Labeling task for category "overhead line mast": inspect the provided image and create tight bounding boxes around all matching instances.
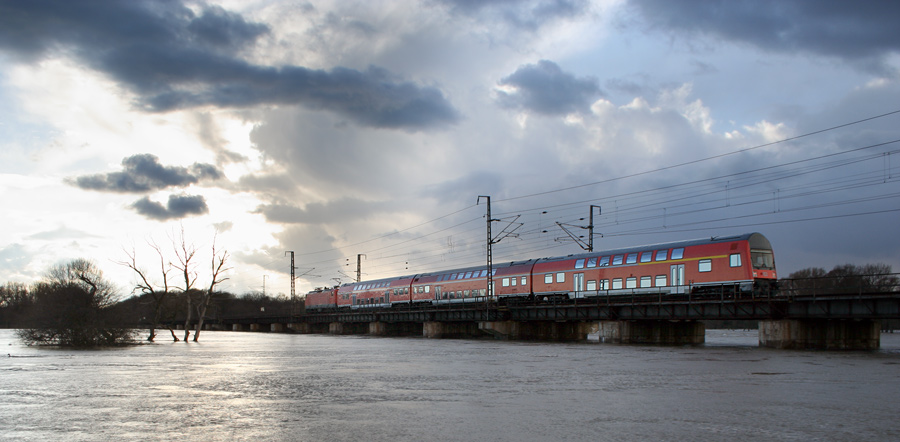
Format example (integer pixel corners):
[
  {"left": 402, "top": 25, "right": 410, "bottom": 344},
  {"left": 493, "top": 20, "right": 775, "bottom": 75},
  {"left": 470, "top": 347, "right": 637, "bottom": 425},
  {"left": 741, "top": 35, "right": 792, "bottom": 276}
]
[
  {"left": 477, "top": 196, "right": 495, "bottom": 299},
  {"left": 478, "top": 195, "right": 524, "bottom": 300}
]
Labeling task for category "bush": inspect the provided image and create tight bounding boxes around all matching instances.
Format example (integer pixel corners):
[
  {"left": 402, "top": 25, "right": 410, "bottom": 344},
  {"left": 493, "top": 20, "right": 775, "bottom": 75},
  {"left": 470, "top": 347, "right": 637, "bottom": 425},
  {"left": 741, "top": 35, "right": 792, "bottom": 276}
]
[{"left": 16, "top": 259, "right": 138, "bottom": 347}]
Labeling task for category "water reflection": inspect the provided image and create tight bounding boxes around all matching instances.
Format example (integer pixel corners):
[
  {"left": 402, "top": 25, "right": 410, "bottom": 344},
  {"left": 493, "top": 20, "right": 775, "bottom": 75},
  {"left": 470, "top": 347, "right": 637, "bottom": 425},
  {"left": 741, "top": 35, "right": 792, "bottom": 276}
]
[{"left": 2, "top": 330, "right": 900, "bottom": 441}]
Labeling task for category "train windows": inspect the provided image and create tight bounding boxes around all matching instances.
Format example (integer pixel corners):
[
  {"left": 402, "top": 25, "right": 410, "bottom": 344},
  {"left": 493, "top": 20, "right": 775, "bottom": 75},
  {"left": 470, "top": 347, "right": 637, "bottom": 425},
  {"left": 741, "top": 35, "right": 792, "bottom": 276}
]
[
  {"left": 586, "top": 280, "right": 597, "bottom": 290},
  {"left": 699, "top": 259, "right": 712, "bottom": 272},
  {"left": 626, "top": 277, "right": 637, "bottom": 289},
  {"left": 655, "top": 250, "right": 667, "bottom": 261},
  {"left": 626, "top": 253, "right": 638, "bottom": 264},
  {"left": 556, "top": 272, "right": 565, "bottom": 283},
  {"left": 511, "top": 277, "right": 517, "bottom": 286},
  {"left": 730, "top": 254, "right": 742, "bottom": 267},
  {"left": 575, "top": 259, "right": 585, "bottom": 269},
  {"left": 521, "top": 276, "right": 527, "bottom": 285},
  {"left": 544, "top": 273, "right": 553, "bottom": 284},
  {"left": 465, "top": 272, "right": 472, "bottom": 279},
  {"left": 612, "top": 278, "right": 623, "bottom": 289},
  {"left": 751, "top": 250, "right": 775, "bottom": 270},
  {"left": 457, "top": 273, "right": 465, "bottom": 280},
  {"left": 641, "top": 276, "right": 652, "bottom": 288},
  {"left": 612, "top": 255, "right": 623, "bottom": 265},
  {"left": 481, "top": 270, "right": 488, "bottom": 277},
  {"left": 425, "top": 286, "right": 430, "bottom": 293},
  {"left": 671, "top": 248, "right": 684, "bottom": 260},
  {"left": 640, "top": 252, "right": 653, "bottom": 263},
  {"left": 599, "top": 256, "right": 610, "bottom": 266},
  {"left": 599, "top": 279, "right": 609, "bottom": 290},
  {"left": 587, "top": 257, "right": 597, "bottom": 268},
  {"left": 449, "top": 274, "right": 457, "bottom": 280},
  {"left": 655, "top": 275, "right": 667, "bottom": 287},
  {"left": 502, "top": 278, "right": 510, "bottom": 287}
]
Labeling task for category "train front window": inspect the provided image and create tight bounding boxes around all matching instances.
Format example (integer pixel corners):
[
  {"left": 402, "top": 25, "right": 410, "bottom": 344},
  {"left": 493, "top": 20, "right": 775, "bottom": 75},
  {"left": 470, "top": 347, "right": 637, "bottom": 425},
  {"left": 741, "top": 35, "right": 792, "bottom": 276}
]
[{"left": 751, "top": 250, "right": 775, "bottom": 270}]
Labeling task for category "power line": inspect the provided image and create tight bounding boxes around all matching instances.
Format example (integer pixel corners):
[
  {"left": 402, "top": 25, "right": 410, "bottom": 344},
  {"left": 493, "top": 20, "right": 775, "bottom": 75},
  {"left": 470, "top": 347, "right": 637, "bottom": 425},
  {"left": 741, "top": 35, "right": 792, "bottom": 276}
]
[{"left": 495, "top": 109, "right": 900, "bottom": 203}]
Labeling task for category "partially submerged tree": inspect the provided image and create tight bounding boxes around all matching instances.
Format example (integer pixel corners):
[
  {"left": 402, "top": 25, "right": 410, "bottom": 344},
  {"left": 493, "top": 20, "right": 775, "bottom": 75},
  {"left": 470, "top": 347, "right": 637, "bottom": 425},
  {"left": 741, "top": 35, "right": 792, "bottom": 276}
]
[
  {"left": 171, "top": 228, "right": 199, "bottom": 342},
  {"left": 120, "top": 227, "right": 229, "bottom": 342},
  {"left": 118, "top": 240, "right": 179, "bottom": 341},
  {"left": 17, "top": 259, "right": 136, "bottom": 347},
  {"left": 193, "top": 235, "right": 230, "bottom": 342}
]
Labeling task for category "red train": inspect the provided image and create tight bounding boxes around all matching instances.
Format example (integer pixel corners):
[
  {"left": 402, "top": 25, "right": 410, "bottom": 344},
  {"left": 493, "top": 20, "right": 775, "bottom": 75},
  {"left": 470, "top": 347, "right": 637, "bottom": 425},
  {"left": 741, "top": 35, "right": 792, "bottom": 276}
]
[{"left": 304, "top": 232, "right": 777, "bottom": 311}]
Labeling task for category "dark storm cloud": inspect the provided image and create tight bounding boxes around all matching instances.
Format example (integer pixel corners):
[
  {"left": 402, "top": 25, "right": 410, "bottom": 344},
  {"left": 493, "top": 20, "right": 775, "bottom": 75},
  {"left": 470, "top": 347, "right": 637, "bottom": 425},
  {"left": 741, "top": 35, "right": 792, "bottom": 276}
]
[
  {"left": 0, "top": 0, "right": 458, "bottom": 130},
  {"left": 438, "top": 0, "right": 588, "bottom": 30},
  {"left": 630, "top": 0, "right": 900, "bottom": 72},
  {"left": 496, "top": 60, "right": 601, "bottom": 115},
  {"left": 70, "top": 154, "right": 223, "bottom": 193},
  {"left": 131, "top": 194, "right": 209, "bottom": 221}
]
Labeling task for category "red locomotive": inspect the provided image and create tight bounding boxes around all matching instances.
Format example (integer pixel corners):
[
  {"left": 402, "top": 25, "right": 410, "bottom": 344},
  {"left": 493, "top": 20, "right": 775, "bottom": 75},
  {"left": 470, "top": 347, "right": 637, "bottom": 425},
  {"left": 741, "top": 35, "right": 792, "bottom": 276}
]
[{"left": 305, "top": 232, "right": 777, "bottom": 311}]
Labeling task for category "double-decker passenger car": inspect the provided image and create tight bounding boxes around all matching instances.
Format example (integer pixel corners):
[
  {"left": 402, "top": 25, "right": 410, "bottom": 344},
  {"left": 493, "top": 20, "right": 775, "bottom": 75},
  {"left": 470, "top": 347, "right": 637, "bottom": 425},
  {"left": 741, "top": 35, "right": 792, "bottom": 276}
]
[
  {"left": 305, "top": 232, "right": 777, "bottom": 311},
  {"left": 532, "top": 232, "right": 776, "bottom": 299}
]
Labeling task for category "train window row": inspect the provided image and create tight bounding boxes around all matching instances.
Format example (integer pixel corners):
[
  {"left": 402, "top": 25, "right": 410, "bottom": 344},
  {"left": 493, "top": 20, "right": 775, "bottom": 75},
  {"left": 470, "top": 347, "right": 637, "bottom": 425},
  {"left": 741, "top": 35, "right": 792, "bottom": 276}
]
[
  {"left": 501, "top": 276, "right": 527, "bottom": 287},
  {"left": 436, "top": 269, "right": 495, "bottom": 282},
  {"left": 353, "top": 281, "right": 391, "bottom": 291},
  {"left": 584, "top": 275, "right": 669, "bottom": 290},
  {"left": 434, "top": 287, "right": 486, "bottom": 299},
  {"left": 574, "top": 248, "right": 685, "bottom": 269}
]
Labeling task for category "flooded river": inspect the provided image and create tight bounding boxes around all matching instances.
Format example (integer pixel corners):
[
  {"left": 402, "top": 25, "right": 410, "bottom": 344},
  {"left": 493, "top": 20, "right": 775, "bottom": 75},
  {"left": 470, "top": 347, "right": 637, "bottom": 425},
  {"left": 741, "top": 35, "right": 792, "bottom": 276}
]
[{"left": 2, "top": 329, "right": 900, "bottom": 441}]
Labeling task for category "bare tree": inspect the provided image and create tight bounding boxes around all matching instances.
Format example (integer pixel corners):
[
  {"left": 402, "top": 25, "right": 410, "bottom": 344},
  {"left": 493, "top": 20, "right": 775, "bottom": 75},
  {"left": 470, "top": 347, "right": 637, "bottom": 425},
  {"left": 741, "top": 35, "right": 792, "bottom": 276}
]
[
  {"left": 171, "top": 227, "right": 199, "bottom": 342},
  {"left": 193, "top": 234, "right": 230, "bottom": 342},
  {"left": 118, "top": 240, "right": 179, "bottom": 341}
]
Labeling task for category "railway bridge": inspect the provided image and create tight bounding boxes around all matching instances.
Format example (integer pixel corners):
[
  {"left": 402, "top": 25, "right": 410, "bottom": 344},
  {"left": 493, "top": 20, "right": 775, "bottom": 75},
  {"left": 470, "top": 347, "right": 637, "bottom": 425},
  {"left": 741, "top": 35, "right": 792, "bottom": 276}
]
[{"left": 199, "top": 289, "right": 900, "bottom": 350}]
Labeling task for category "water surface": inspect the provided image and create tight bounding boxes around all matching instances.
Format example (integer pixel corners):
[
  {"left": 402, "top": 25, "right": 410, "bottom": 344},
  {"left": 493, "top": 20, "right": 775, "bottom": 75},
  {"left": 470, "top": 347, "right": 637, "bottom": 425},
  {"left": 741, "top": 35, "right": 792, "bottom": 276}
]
[{"left": 3, "top": 329, "right": 899, "bottom": 441}]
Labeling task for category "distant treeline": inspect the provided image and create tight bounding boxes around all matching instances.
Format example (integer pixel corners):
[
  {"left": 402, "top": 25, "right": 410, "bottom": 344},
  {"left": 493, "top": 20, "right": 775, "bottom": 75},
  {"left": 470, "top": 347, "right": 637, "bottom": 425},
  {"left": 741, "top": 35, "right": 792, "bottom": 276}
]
[{"left": 1, "top": 282, "right": 300, "bottom": 330}]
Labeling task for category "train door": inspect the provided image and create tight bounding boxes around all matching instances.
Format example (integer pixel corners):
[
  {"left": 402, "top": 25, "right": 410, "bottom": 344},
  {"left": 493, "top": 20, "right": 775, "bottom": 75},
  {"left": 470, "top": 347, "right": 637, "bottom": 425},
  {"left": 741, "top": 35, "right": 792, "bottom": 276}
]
[
  {"left": 670, "top": 264, "right": 685, "bottom": 294},
  {"left": 574, "top": 273, "right": 584, "bottom": 296},
  {"left": 351, "top": 294, "right": 357, "bottom": 306}
]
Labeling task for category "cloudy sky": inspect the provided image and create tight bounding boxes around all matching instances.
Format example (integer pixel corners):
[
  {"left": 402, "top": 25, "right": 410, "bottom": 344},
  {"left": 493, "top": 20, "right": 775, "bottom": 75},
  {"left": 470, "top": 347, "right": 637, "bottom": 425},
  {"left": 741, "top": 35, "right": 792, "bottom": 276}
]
[{"left": 2, "top": 0, "right": 899, "bottom": 298}]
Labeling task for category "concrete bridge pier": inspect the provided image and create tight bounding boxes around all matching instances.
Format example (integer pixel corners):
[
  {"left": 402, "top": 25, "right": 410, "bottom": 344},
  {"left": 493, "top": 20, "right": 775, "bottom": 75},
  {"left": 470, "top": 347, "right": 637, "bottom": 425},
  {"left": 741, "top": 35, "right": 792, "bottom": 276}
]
[
  {"left": 423, "top": 321, "right": 483, "bottom": 338},
  {"left": 598, "top": 320, "right": 705, "bottom": 345},
  {"left": 369, "top": 322, "right": 423, "bottom": 336},
  {"left": 479, "top": 321, "right": 595, "bottom": 341},
  {"left": 330, "top": 322, "right": 368, "bottom": 335},
  {"left": 759, "top": 319, "right": 880, "bottom": 350},
  {"left": 288, "top": 323, "right": 310, "bottom": 333}
]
